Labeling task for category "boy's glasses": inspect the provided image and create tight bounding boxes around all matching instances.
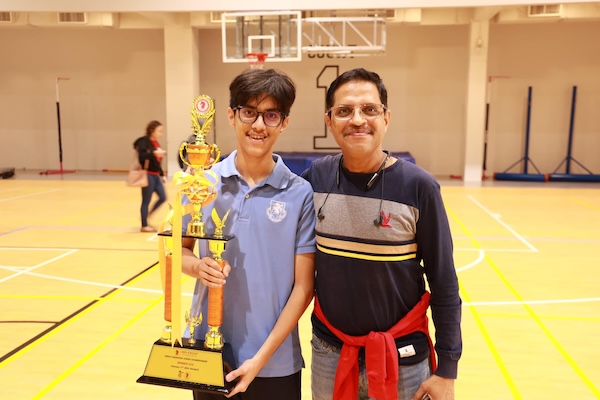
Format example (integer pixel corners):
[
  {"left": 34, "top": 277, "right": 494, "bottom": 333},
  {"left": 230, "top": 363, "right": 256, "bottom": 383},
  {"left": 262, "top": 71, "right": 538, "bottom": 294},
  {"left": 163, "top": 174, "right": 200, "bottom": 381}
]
[{"left": 235, "top": 106, "right": 286, "bottom": 127}]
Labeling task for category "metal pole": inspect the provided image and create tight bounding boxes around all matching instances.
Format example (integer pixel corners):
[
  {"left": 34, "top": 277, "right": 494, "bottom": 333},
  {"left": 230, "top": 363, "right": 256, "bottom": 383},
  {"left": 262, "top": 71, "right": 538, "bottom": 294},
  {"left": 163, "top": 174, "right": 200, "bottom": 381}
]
[
  {"left": 56, "top": 78, "right": 64, "bottom": 173},
  {"left": 565, "top": 85, "right": 577, "bottom": 174},
  {"left": 523, "top": 86, "right": 532, "bottom": 174},
  {"left": 41, "top": 77, "right": 74, "bottom": 175}
]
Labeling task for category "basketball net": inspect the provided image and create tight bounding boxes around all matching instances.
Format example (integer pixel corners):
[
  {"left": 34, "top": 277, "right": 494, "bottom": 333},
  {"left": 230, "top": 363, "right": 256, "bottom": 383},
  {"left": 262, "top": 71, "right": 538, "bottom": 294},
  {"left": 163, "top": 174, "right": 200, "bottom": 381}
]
[{"left": 247, "top": 52, "right": 268, "bottom": 69}]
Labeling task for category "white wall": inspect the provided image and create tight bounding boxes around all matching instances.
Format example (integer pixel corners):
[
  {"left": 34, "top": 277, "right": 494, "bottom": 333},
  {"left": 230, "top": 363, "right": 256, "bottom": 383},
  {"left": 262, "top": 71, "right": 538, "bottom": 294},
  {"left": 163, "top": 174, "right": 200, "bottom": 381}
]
[
  {"left": 0, "top": 28, "right": 166, "bottom": 171},
  {"left": 487, "top": 21, "right": 600, "bottom": 175},
  {"left": 1, "top": 21, "right": 599, "bottom": 176}
]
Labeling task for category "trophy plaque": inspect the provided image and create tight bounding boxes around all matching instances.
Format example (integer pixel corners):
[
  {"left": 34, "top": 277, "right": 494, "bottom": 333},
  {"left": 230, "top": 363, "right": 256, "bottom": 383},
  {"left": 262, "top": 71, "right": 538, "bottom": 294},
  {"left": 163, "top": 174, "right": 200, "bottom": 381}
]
[{"left": 138, "top": 95, "right": 237, "bottom": 394}]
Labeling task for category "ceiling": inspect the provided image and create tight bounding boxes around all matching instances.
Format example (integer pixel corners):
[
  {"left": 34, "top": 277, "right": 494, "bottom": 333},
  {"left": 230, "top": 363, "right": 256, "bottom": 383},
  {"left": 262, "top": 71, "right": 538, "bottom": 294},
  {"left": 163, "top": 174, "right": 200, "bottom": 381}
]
[{"left": 1, "top": 3, "right": 600, "bottom": 30}]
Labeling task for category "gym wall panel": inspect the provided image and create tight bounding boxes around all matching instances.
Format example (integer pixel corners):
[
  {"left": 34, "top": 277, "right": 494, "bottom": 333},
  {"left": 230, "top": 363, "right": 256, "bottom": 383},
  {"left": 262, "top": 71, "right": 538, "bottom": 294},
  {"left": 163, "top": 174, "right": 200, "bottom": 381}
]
[
  {"left": 1, "top": 20, "right": 599, "bottom": 177},
  {"left": 487, "top": 21, "right": 600, "bottom": 176},
  {"left": 0, "top": 28, "right": 166, "bottom": 171}
]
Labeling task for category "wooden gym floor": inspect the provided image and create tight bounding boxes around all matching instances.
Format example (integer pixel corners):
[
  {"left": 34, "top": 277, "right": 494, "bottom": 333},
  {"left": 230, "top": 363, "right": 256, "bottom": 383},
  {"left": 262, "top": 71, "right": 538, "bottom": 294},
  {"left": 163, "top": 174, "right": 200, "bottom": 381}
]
[{"left": 0, "top": 171, "right": 599, "bottom": 399}]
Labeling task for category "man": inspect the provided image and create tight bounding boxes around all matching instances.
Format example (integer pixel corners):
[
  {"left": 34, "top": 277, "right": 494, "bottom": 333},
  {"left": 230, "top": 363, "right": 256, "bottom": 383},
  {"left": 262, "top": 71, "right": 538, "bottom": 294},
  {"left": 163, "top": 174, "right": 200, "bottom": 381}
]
[
  {"left": 181, "top": 68, "right": 316, "bottom": 399},
  {"left": 302, "top": 68, "right": 462, "bottom": 400}
]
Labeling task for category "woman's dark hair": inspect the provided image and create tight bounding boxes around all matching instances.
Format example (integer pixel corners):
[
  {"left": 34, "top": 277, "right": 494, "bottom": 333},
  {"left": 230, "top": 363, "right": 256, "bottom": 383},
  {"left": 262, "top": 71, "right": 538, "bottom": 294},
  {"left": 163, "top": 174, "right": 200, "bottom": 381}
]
[
  {"left": 229, "top": 69, "right": 296, "bottom": 116},
  {"left": 325, "top": 68, "right": 388, "bottom": 110},
  {"left": 145, "top": 120, "right": 162, "bottom": 137}
]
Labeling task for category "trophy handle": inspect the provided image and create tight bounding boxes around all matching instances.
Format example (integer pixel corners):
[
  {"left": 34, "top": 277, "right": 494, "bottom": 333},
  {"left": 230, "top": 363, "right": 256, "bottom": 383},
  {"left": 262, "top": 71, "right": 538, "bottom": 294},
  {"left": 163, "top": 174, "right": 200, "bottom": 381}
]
[
  {"left": 164, "top": 255, "right": 172, "bottom": 323},
  {"left": 160, "top": 254, "right": 173, "bottom": 344},
  {"left": 205, "top": 257, "right": 225, "bottom": 350},
  {"left": 207, "top": 259, "right": 225, "bottom": 327},
  {"left": 209, "top": 145, "right": 221, "bottom": 168},
  {"left": 179, "top": 142, "right": 192, "bottom": 168}
]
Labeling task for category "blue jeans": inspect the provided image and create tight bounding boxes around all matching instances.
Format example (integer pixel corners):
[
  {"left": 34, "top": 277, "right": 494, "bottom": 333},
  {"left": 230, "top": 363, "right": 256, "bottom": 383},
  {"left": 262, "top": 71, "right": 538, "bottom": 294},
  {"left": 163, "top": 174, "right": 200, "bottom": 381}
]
[
  {"left": 140, "top": 174, "right": 166, "bottom": 227},
  {"left": 311, "top": 334, "right": 431, "bottom": 400}
]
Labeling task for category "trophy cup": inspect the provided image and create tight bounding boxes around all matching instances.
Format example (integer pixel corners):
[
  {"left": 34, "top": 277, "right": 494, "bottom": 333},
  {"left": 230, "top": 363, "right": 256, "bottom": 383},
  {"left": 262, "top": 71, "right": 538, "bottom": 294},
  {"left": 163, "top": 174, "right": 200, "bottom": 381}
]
[{"left": 138, "top": 95, "right": 236, "bottom": 394}]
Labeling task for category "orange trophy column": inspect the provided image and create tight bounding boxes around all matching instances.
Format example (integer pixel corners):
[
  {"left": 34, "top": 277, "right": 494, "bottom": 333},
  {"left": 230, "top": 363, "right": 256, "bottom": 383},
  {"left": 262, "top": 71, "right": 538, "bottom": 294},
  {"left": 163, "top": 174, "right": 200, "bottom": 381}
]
[{"left": 204, "top": 209, "right": 230, "bottom": 351}]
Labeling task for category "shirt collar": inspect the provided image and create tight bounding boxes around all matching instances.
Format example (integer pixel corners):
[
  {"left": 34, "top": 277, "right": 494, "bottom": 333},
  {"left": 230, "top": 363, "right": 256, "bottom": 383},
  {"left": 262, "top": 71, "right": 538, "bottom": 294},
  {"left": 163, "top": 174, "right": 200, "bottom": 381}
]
[{"left": 219, "top": 150, "right": 292, "bottom": 190}]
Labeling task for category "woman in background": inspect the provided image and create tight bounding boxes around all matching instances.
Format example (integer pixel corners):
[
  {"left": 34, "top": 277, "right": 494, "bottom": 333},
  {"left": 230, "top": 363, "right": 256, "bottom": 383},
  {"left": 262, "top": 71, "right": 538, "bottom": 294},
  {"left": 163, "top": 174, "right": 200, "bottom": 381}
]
[{"left": 133, "top": 120, "right": 167, "bottom": 232}]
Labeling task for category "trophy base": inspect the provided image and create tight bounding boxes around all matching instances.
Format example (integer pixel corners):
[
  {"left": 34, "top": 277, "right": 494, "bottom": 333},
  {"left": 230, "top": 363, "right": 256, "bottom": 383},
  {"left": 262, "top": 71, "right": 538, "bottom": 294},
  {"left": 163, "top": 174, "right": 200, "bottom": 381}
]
[{"left": 137, "top": 338, "right": 236, "bottom": 394}]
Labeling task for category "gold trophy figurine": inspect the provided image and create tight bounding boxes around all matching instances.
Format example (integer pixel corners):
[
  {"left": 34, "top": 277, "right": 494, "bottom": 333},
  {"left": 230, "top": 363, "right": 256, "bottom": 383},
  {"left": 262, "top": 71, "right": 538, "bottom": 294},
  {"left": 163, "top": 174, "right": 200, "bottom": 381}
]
[
  {"left": 178, "top": 95, "right": 221, "bottom": 237},
  {"left": 185, "top": 310, "right": 202, "bottom": 347},
  {"left": 180, "top": 95, "right": 220, "bottom": 169},
  {"left": 179, "top": 174, "right": 218, "bottom": 237}
]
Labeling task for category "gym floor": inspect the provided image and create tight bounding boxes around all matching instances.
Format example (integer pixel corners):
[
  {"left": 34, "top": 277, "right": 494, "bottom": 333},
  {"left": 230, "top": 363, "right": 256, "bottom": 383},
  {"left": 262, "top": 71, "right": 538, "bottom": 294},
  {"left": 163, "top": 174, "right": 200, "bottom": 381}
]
[{"left": 1, "top": 170, "right": 599, "bottom": 399}]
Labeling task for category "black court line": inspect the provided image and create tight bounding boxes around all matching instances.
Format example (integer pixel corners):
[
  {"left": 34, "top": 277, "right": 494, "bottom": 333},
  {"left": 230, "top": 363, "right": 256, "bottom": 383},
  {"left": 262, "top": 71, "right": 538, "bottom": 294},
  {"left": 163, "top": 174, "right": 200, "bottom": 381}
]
[{"left": 0, "top": 262, "right": 158, "bottom": 364}]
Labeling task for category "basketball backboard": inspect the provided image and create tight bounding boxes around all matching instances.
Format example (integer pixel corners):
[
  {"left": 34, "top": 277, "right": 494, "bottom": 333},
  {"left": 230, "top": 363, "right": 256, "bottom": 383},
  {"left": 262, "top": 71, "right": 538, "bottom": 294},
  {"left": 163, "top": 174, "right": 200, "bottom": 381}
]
[{"left": 221, "top": 10, "right": 302, "bottom": 63}]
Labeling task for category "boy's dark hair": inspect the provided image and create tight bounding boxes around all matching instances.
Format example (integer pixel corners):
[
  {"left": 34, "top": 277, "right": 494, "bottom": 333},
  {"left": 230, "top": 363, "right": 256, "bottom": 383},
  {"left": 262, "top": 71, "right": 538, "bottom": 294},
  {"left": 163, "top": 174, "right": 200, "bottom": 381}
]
[
  {"left": 229, "top": 69, "right": 296, "bottom": 116},
  {"left": 325, "top": 68, "right": 388, "bottom": 110}
]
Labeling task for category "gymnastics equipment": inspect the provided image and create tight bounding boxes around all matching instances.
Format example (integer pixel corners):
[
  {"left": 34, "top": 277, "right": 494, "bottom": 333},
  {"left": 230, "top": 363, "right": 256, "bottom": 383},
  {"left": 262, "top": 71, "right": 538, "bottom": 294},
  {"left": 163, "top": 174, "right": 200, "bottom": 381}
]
[
  {"left": 40, "top": 77, "right": 76, "bottom": 175},
  {"left": 548, "top": 86, "right": 600, "bottom": 182},
  {"left": 494, "top": 86, "right": 548, "bottom": 182}
]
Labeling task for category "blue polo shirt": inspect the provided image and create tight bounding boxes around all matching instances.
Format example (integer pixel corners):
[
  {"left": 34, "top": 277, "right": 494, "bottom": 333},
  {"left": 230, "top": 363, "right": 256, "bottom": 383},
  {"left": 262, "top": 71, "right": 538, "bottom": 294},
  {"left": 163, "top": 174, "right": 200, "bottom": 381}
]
[{"left": 183, "top": 151, "right": 316, "bottom": 377}]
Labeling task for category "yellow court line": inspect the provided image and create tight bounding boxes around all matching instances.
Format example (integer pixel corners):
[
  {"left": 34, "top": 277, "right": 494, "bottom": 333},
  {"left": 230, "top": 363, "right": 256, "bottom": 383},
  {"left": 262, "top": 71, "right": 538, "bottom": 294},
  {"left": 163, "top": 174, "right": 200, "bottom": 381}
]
[
  {"left": 475, "top": 313, "right": 539, "bottom": 319},
  {"left": 0, "top": 265, "right": 160, "bottom": 368},
  {"left": 33, "top": 293, "right": 164, "bottom": 398},
  {"left": 537, "top": 315, "right": 600, "bottom": 323},
  {"left": 32, "top": 271, "right": 195, "bottom": 398},
  {"left": 478, "top": 312, "right": 600, "bottom": 323},
  {"left": 448, "top": 207, "right": 600, "bottom": 399},
  {"left": 484, "top": 254, "right": 600, "bottom": 398},
  {"left": 0, "top": 294, "right": 156, "bottom": 303},
  {"left": 447, "top": 208, "right": 522, "bottom": 399},
  {"left": 571, "top": 198, "right": 600, "bottom": 212},
  {"left": 458, "top": 283, "right": 522, "bottom": 399}
]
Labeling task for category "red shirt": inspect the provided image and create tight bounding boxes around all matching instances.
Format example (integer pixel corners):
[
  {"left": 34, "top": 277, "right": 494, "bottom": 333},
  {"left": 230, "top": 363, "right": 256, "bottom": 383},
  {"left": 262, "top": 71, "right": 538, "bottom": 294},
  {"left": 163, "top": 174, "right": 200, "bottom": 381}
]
[{"left": 150, "top": 139, "right": 163, "bottom": 162}]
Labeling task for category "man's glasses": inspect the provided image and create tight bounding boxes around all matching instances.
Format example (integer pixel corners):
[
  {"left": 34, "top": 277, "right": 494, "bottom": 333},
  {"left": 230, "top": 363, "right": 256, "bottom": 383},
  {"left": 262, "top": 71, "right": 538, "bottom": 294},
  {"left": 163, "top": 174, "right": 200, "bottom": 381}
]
[
  {"left": 327, "top": 103, "right": 386, "bottom": 121},
  {"left": 235, "top": 106, "right": 286, "bottom": 127}
]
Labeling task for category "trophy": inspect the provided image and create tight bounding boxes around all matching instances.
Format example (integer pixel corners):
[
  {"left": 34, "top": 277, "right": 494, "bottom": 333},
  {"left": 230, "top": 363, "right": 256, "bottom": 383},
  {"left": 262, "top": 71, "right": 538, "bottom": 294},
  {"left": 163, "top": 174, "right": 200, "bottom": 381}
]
[
  {"left": 138, "top": 95, "right": 236, "bottom": 394},
  {"left": 178, "top": 95, "right": 220, "bottom": 237}
]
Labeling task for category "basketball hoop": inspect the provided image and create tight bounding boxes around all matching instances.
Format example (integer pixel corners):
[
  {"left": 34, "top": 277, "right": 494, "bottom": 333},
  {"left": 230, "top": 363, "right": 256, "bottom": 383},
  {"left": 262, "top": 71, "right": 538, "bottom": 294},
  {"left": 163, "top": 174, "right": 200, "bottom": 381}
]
[{"left": 247, "top": 52, "right": 268, "bottom": 69}]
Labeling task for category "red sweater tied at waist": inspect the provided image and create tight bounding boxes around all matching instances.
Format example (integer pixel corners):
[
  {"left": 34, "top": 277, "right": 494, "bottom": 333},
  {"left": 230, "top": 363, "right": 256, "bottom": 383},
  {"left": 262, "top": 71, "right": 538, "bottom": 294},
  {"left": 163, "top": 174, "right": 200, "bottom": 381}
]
[{"left": 313, "top": 291, "right": 436, "bottom": 400}]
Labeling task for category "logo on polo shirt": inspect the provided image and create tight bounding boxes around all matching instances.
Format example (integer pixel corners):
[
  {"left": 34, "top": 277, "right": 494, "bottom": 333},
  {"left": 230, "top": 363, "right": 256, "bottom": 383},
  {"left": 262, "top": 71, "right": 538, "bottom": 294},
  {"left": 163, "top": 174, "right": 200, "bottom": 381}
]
[{"left": 266, "top": 200, "right": 287, "bottom": 222}]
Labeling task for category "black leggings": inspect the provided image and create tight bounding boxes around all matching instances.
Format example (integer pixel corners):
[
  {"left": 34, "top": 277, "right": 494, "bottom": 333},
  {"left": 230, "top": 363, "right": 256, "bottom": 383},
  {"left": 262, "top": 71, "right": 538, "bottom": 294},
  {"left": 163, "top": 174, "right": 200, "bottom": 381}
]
[{"left": 192, "top": 370, "right": 301, "bottom": 400}]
